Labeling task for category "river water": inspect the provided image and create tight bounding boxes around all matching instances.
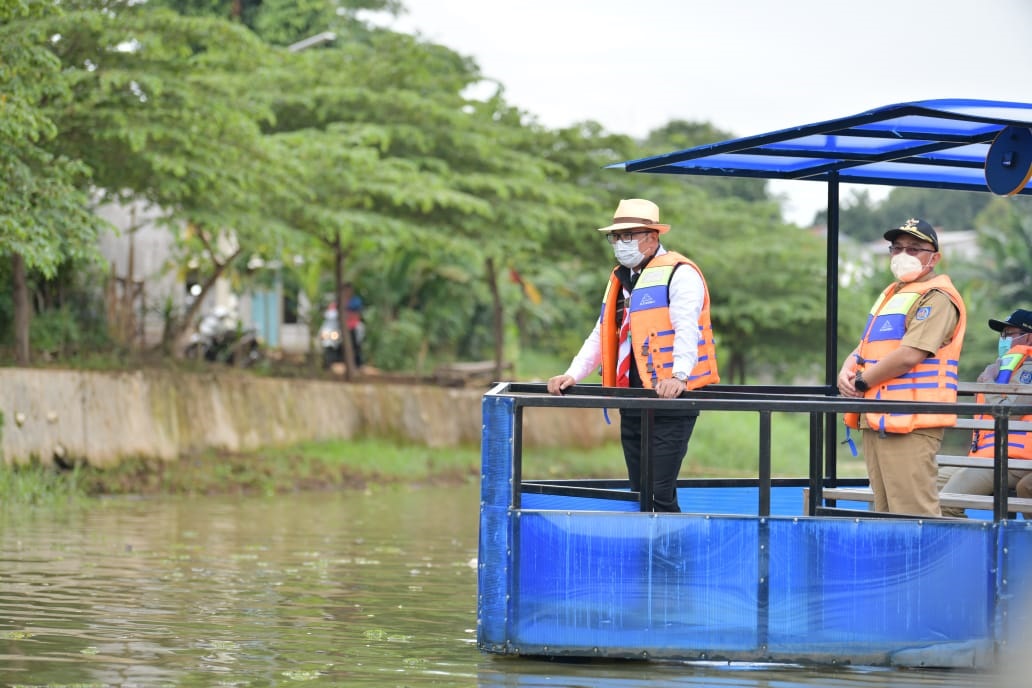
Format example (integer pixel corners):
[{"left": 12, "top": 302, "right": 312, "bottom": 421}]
[{"left": 0, "top": 482, "right": 1016, "bottom": 687}]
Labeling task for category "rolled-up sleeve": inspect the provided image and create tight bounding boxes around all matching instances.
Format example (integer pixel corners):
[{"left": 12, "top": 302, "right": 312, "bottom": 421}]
[{"left": 563, "top": 319, "right": 603, "bottom": 382}]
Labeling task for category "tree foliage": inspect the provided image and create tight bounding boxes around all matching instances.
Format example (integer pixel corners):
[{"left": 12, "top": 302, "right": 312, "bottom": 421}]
[
  {"left": 0, "top": 0, "right": 108, "bottom": 274},
  {"left": 821, "top": 186, "right": 995, "bottom": 241},
  {"left": 0, "top": 0, "right": 112, "bottom": 361},
  {"left": 248, "top": 24, "right": 599, "bottom": 375},
  {"left": 11, "top": 0, "right": 1011, "bottom": 390},
  {"left": 34, "top": 2, "right": 319, "bottom": 349}
]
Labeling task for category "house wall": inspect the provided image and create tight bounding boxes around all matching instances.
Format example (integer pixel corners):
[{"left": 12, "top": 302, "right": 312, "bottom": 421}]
[
  {"left": 95, "top": 201, "right": 314, "bottom": 355},
  {"left": 96, "top": 201, "right": 190, "bottom": 347}
]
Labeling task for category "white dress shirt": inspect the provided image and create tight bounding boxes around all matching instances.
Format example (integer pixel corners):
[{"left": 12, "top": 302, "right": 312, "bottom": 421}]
[{"left": 563, "top": 246, "right": 706, "bottom": 383}]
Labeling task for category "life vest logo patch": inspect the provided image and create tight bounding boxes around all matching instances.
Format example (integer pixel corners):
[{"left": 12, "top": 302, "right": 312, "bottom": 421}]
[
  {"left": 1020, "top": 370, "right": 1032, "bottom": 385},
  {"left": 879, "top": 321, "right": 894, "bottom": 332},
  {"left": 914, "top": 306, "right": 931, "bottom": 321},
  {"left": 638, "top": 293, "right": 656, "bottom": 306}
]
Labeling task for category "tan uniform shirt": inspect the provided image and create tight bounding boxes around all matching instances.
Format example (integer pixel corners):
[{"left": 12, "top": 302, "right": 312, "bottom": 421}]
[
  {"left": 899, "top": 288, "right": 960, "bottom": 355},
  {"left": 858, "top": 286, "right": 960, "bottom": 430}
]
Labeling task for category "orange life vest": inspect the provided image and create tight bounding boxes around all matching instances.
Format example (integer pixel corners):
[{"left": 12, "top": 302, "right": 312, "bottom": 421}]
[
  {"left": 969, "top": 345, "right": 1032, "bottom": 460},
  {"left": 844, "top": 275, "right": 966, "bottom": 433},
  {"left": 599, "top": 253, "right": 719, "bottom": 390}
]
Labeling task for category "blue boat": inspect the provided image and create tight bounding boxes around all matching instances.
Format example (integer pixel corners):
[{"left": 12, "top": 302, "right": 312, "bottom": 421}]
[{"left": 477, "top": 100, "right": 1032, "bottom": 669}]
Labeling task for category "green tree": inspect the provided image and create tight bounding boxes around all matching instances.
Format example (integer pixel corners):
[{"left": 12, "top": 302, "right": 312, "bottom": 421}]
[
  {"left": 823, "top": 186, "right": 994, "bottom": 242},
  {"left": 249, "top": 26, "right": 484, "bottom": 375},
  {"left": 0, "top": 0, "right": 110, "bottom": 364},
  {"left": 675, "top": 194, "right": 835, "bottom": 383},
  {"left": 252, "top": 21, "right": 597, "bottom": 378},
  {"left": 35, "top": 2, "right": 310, "bottom": 352},
  {"left": 501, "top": 121, "right": 637, "bottom": 359},
  {"left": 148, "top": 0, "right": 401, "bottom": 45},
  {"left": 972, "top": 196, "right": 1032, "bottom": 307}
]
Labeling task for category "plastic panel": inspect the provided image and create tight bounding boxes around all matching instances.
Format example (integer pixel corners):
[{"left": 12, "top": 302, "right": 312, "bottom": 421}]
[
  {"left": 495, "top": 502, "right": 997, "bottom": 665},
  {"left": 512, "top": 511, "right": 759, "bottom": 656},
  {"left": 478, "top": 395, "right": 514, "bottom": 648},
  {"left": 521, "top": 492, "right": 637, "bottom": 512},
  {"left": 998, "top": 522, "right": 1032, "bottom": 659},
  {"left": 766, "top": 517, "right": 993, "bottom": 664}
]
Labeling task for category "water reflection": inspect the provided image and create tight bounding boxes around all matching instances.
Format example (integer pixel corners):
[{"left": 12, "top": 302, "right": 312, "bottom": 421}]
[{"left": 0, "top": 483, "right": 1003, "bottom": 687}]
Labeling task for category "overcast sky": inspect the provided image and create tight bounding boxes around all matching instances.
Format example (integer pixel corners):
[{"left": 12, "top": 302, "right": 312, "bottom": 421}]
[{"left": 379, "top": 0, "right": 1032, "bottom": 225}]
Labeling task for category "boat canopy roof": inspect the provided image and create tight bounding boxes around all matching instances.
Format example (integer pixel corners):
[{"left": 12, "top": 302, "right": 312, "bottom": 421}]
[
  {"left": 611, "top": 97, "right": 1032, "bottom": 393},
  {"left": 612, "top": 98, "right": 1032, "bottom": 195}
]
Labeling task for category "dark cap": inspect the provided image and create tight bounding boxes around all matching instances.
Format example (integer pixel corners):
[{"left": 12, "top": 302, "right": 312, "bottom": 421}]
[
  {"left": 883, "top": 218, "right": 939, "bottom": 251},
  {"left": 988, "top": 308, "right": 1032, "bottom": 334}
]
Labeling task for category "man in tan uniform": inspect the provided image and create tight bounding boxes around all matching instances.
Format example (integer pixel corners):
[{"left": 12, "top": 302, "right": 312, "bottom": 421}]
[{"left": 838, "top": 219, "right": 967, "bottom": 516}]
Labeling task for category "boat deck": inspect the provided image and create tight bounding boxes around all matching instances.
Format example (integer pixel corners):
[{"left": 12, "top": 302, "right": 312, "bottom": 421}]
[{"left": 478, "top": 383, "right": 1032, "bottom": 669}]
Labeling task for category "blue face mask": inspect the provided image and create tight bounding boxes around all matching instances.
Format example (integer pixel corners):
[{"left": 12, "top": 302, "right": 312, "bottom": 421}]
[{"left": 998, "top": 336, "right": 1013, "bottom": 359}]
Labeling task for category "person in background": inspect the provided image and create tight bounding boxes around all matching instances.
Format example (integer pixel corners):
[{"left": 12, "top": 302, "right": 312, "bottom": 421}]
[
  {"left": 1018, "top": 472, "right": 1032, "bottom": 499},
  {"left": 838, "top": 218, "right": 967, "bottom": 517},
  {"left": 344, "top": 288, "right": 365, "bottom": 370},
  {"left": 546, "top": 198, "right": 719, "bottom": 512},
  {"left": 940, "top": 309, "right": 1032, "bottom": 517}
]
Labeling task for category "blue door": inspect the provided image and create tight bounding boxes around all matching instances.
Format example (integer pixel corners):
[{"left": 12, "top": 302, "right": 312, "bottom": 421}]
[{"left": 251, "top": 289, "right": 280, "bottom": 347}]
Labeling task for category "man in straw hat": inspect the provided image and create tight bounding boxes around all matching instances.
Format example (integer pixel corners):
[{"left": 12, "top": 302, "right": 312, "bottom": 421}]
[
  {"left": 547, "top": 198, "right": 719, "bottom": 512},
  {"left": 838, "top": 217, "right": 967, "bottom": 516}
]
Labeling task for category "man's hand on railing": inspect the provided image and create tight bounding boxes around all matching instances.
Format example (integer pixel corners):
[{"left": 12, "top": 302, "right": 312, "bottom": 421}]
[{"left": 547, "top": 375, "right": 575, "bottom": 395}]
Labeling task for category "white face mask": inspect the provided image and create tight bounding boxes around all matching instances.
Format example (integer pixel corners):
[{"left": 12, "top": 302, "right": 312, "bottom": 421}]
[
  {"left": 890, "top": 252, "right": 929, "bottom": 282},
  {"left": 613, "top": 240, "right": 645, "bottom": 268}
]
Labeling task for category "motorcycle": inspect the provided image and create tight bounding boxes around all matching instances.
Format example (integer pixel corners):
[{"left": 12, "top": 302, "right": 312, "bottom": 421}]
[
  {"left": 184, "top": 308, "right": 263, "bottom": 367},
  {"left": 318, "top": 305, "right": 344, "bottom": 368}
]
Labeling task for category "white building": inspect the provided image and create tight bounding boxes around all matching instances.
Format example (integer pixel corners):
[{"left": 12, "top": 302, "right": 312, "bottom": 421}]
[{"left": 95, "top": 200, "right": 313, "bottom": 355}]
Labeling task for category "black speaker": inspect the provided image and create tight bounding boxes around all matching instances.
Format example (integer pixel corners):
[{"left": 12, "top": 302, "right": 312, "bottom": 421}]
[{"left": 985, "top": 125, "right": 1032, "bottom": 196}]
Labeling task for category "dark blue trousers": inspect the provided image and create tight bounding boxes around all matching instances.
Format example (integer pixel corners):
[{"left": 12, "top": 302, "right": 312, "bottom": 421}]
[{"left": 619, "top": 410, "right": 699, "bottom": 512}]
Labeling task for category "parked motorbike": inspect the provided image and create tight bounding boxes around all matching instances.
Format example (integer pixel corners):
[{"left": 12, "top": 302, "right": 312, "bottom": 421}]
[
  {"left": 318, "top": 305, "right": 344, "bottom": 368},
  {"left": 184, "top": 308, "right": 263, "bottom": 367}
]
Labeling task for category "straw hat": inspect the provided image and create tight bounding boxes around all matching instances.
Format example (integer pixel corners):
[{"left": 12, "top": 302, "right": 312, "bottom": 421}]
[{"left": 596, "top": 198, "right": 670, "bottom": 234}]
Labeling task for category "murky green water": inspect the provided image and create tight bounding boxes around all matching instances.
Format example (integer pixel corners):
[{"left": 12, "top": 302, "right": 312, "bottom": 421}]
[{"left": 0, "top": 482, "right": 1012, "bottom": 687}]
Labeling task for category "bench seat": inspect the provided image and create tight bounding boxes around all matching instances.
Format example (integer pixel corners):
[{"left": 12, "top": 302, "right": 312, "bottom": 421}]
[
  {"left": 936, "top": 454, "right": 1032, "bottom": 470},
  {"left": 811, "top": 487, "right": 1032, "bottom": 515},
  {"left": 952, "top": 418, "right": 1032, "bottom": 431}
]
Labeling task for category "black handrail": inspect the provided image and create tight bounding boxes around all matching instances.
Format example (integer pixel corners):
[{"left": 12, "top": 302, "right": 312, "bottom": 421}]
[{"left": 489, "top": 382, "right": 1032, "bottom": 522}]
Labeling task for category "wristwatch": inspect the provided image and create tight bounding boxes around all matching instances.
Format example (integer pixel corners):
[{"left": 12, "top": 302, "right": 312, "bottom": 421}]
[
  {"left": 854, "top": 372, "right": 869, "bottom": 393},
  {"left": 674, "top": 371, "right": 689, "bottom": 387}
]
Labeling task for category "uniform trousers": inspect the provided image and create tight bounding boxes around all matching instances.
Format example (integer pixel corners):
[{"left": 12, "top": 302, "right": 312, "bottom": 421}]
[
  {"left": 940, "top": 466, "right": 1032, "bottom": 518},
  {"left": 862, "top": 427, "right": 943, "bottom": 516},
  {"left": 620, "top": 410, "right": 698, "bottom": 512}
]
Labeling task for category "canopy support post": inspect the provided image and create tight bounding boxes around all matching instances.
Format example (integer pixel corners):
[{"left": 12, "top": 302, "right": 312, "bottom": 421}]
[{"left": 824, "top": 173, "right": 841, "bottom": 484}]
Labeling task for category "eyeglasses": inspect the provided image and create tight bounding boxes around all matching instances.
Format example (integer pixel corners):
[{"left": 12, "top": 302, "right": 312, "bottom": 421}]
[
  {"left": 888, "top": 245, "right": 936, "bottom": 256},
  {"left": 606, "top": 230, "right": 653, "bottom": 244}
]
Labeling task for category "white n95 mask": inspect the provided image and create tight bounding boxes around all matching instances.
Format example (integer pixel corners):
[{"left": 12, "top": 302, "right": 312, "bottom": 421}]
[{"left": 890, "top": 253, "right": 926, "bottom": 282}]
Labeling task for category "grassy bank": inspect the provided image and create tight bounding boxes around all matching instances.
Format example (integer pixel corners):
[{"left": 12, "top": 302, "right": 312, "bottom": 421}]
[
  {"left": 1, "top": 413, "right": 865, "bottom": 506},
  {"left": 1, "top": 439, "right": 481, "bottom": 505}
]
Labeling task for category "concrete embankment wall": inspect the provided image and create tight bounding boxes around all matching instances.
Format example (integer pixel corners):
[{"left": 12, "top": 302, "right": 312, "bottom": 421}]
[{"left": 0, "top": 368, "right": 617, "bottom": 467}]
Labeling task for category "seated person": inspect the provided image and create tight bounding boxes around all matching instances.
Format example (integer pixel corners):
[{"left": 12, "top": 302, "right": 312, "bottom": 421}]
[
  {"left": 1019, "top": 472, "right": 1032, "bottom": 499},
  {"left": 940, "top": 309, "right": 1032, "bottom": 516}
]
